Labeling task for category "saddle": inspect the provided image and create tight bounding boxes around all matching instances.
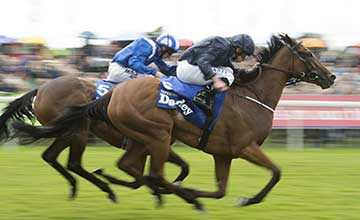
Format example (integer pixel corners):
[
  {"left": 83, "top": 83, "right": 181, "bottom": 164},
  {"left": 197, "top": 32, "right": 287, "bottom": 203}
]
[{"left": 157, "top": 76, "right": 226, "bottom": 149}]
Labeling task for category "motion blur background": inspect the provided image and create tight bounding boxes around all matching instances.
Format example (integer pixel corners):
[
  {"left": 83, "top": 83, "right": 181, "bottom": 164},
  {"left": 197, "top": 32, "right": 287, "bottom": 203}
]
[
  {"left": 1, "top": 1, "right": 360, "bottom": 219},
  {"left": 1, "top": 0, "right": 360, "bottom": 147}
]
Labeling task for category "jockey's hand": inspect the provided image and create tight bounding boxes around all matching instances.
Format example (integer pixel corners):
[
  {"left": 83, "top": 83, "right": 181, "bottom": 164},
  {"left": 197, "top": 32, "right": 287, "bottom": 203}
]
[
  {"left": 211, "top": 76, "right": 229, "bottom": 92},
  {"left": 155, "top": 71, "right": 164, "bottom": 78},
  {"left": 252, "top": 62, "right": 260, "bottom": 70}
]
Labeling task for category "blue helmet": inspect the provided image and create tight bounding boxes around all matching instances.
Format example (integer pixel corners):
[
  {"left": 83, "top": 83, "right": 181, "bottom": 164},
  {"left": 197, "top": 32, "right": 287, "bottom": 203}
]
[
  {"left": 229, "top": 34, "right": 255, "bottom": 56},
  {"left": 156, "top": 34, "right": 180, "bottom": 53}
]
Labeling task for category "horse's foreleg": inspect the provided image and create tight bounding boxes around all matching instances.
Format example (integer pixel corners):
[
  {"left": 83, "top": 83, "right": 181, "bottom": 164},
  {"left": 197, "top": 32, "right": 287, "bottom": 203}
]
[
  {"left": 42, "top": 138, "right": 77, "bottom": 198},
  {"left": 66, "top": 134, "right": 117, "bottom": 203},
  {"left": 237, "top": 143, "right": 281, "bottom": 206}
]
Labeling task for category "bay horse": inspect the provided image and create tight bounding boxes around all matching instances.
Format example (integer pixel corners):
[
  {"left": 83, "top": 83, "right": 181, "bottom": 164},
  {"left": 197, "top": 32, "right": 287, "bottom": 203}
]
[
  {"left": 12, "top": 34, "right": 336, "bottom": 211},
  {"left": 0, "top": 76, "right": 189, "bottom": 202}
]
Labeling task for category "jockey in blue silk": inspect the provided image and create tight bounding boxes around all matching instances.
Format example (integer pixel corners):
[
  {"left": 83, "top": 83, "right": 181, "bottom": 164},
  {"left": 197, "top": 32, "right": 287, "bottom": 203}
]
[{"left": 107, "top": 34, "right": 180, "bottom": 83}]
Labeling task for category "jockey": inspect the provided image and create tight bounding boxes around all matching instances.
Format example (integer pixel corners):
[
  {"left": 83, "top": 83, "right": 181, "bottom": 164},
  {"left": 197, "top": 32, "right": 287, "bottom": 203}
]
[
  {"left": 176, "top": 34, "right": 256, "bottom": 116},
  {"left": 107, "top": 34, "right": 180, "bottom": 83}
]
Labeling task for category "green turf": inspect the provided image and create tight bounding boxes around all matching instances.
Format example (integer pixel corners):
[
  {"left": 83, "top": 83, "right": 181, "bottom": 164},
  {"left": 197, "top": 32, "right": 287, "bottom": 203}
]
[{"left": 0, "top": 146, "right": 359, "bottom": 220}]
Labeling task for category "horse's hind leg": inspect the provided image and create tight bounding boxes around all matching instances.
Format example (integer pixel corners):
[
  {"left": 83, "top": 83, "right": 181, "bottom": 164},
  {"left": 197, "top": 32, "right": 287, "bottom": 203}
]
[
  {"left": 155, "top": 150, "right": 190, "bottom": 195},
  {"left": 237, "top": 143, "right": 281, "bottom": 206},
  {"left": 143, "top": 138, "right": 207, "bottom": 211},
  {"left": 95, "top": 145, "right": 189, "bottom": 189},
  {"left": 167, "top": 150, "right": 189, "bottom": 184},
  {"left": 42, "top": 138, "right": 77, "bottom": 198},
  {"left": 155, "top": 154, "right": 233, "bottom": 209},
  {"left": 66, "top": 134, "right": 117, "bottom": 203},
  {"left": 94, "top": 142, "right": 147, "bottom": 189}
]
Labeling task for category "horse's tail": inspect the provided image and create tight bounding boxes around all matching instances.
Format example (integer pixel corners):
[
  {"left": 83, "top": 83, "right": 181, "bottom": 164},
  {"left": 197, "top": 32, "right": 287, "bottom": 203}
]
[
  {"left": 12, "top": 90, "right": 113, "bottom": 145},
  {"left": 0, "top": 89, "right": 38, "bottom": 143}
]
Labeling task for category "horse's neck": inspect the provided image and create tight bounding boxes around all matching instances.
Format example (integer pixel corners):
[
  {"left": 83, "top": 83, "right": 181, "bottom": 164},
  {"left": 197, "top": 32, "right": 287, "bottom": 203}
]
[{"left": 252, "top": 54, "right": 290, "bottom": 109}]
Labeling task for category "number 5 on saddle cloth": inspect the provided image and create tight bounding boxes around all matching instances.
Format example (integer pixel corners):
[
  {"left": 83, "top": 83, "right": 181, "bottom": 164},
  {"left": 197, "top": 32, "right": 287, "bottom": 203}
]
[{"left": 95, "top": 80, "right": 117, "bottom": 99}]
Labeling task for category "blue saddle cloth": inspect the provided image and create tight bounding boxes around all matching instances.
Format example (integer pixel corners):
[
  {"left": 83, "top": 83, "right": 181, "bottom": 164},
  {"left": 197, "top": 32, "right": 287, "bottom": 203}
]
[
  {"left": 157, "top": 76, "right": 226, "bottom": 130},
  {"left": 95, "top": 80, "right": 117, "bottom": 99}
]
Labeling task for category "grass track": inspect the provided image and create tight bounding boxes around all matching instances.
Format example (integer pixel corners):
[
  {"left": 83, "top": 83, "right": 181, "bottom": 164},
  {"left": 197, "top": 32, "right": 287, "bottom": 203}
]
[{"left": 0, "top": 146, "right": 359, "bottom": 220}]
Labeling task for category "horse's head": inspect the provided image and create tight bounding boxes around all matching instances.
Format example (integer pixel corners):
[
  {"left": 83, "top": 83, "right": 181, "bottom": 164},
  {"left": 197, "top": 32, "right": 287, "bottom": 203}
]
[
  {"left": 258, "top": 34, "right": 336, "bottom": 89},
  {"left": 281, "top": 35, "right": 335, "bottom": 89}
]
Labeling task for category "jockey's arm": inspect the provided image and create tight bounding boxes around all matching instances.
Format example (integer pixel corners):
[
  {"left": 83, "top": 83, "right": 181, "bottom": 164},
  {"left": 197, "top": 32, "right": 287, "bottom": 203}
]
[
  {"left": 155, "top": 71, "right": 164, "bottom": 78},
  {"left": 128, "top": 54, "right": 157, "bottom": 76},
  {"left": 153, "top": 58, "right": 177, "bottom": 76},
  {"left": 148, "top": 63, "right": 164, "bottom": 78},
  {"left": 197, "top": 55, "right": 217, "bottom": 80}
]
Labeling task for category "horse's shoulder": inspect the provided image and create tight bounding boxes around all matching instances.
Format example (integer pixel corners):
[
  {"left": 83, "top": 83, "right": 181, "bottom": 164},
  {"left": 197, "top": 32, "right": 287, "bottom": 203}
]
[{"left": 129, "top": 76, "right": 160, "bottom": 90}]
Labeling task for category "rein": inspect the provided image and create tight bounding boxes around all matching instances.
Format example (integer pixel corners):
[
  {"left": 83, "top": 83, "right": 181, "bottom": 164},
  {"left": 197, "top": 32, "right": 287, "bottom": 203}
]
[
  {"left": 259, "top": 63, "right": 302, "bottom": 86},
  {"left": 243, "top": 96, "right": 275, "bottom": 113},
  {"left": 259, "top": 63, "right": 292, "bottom": 74},
  {"left": 229, "top": 91, "right": 275, "bottom": 113}
]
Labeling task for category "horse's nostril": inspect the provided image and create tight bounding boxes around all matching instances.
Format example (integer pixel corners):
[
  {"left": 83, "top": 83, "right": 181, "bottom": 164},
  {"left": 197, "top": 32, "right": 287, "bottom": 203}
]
[{"left": 330, "top": 75, "right": 336, "bottom": 81}]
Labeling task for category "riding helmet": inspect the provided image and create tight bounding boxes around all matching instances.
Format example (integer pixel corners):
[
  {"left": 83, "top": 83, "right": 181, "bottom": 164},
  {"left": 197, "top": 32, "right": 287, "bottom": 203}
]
[
  {"left": 156, "top": 34, "right": 180, "bottom": 53},
  {"left": 229, "top": 34, "right": 255, "bottom": 56}
]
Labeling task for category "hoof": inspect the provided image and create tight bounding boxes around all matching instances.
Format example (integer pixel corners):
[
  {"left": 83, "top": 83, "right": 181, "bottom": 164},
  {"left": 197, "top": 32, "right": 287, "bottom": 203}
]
[
  {"left": 68, "top": 186, "right": 77, "bottom": 200},
  {"left": 193, "top": 200, "right": 206, "bottom": 213},
  {"left": 108, "top": 193, "right": 118, "bottom": 203},
  {"left": 236, "top": 197, "right": 250, "bottom": 207},
  {"left": 155, "top": 195, "right": 164, "bottom": 208},
  {"left": 153, "top": 193, "right": 163, "bottom": 207},
  {"left": 92, "top": 168, "right": 104, "bottom": 175},
  {"left": 172, "top": 181, "right": 182, "bottom": 186}
]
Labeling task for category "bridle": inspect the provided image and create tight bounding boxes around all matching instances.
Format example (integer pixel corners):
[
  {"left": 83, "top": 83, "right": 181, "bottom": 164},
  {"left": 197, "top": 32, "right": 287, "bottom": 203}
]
[
  {"left": 258, "top": 41, "right": 320, "bottom": 86},
  {"left": 230, "top": 37, "right": 333, "bottom": 114}
]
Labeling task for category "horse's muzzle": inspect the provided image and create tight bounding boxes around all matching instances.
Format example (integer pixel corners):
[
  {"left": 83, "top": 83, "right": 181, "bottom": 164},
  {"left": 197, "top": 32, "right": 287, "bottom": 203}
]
[{"left": 319, "top": 73, "right": 336, "bottom": 89}]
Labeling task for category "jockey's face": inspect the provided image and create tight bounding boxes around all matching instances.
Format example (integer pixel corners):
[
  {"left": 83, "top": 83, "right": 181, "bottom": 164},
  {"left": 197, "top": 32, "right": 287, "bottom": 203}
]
[
  {"left": 159, "top": 46, "right": 175, "bottom": 59},
  {"left": 232, "top": 48, "right": 247, "bottom": 62}
]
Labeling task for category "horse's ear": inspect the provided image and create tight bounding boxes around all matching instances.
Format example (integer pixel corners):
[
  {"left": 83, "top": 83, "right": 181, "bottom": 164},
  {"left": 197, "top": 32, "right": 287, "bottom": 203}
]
[
  {"left": 278, "top": 33, "right": 287, "bottom": 44},
  {"left": 286, "top": 34, "right": 293, "bottom": 43},
  {"left": 282, "top": 34, "right": 295, "bottom": 46}
]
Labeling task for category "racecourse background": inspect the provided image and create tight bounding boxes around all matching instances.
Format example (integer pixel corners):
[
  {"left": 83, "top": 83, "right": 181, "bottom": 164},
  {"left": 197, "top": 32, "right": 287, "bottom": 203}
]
[{"left": 1, "top": 31, "right": 360, "bottom": 219}]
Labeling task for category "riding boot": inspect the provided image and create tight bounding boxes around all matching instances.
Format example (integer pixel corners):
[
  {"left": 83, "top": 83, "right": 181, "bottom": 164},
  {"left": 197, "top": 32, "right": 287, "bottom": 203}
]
[{"left": 193, "top": 85, "right": 215, "bottom": 116}]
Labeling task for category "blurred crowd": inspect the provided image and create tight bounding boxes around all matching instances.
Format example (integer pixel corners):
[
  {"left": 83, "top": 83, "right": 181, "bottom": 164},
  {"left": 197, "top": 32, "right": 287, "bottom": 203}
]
[{"left": 1, "top": 34, "right": 360, "bottom": 95}]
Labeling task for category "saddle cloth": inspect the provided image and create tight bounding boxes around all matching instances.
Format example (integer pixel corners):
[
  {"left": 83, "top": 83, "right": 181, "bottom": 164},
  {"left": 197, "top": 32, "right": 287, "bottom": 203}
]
[{"left": 157, "top": 76, "right": 226, "bottom": 130}]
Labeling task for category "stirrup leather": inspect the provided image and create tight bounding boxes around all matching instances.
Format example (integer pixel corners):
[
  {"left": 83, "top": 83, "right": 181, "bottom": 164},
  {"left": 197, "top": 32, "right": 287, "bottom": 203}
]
[{"left": 193, "top": 89, "right": 214, "bottom": 116}]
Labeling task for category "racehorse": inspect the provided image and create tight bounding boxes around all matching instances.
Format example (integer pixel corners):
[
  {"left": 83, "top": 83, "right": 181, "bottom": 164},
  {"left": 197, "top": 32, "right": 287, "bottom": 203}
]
[
  {"left": 12, "top": 34, "right": 335, "bottom": 211},
  {"left": 0, "top": 76, "right": 189, "bottom": 202}
]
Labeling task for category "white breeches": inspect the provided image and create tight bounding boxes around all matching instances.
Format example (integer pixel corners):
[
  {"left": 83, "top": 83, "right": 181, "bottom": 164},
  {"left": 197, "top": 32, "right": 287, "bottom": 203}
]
[
  {"left": 176, "top": 60, "right": 234, "bottom": 86},
  {"left": 107, "top": 62, "right": 150, "bottom": 83}
]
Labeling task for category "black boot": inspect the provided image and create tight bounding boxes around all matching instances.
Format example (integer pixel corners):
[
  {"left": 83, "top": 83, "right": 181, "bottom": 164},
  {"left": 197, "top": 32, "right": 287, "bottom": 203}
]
[{"left": 193, "top": 85, "right": 214, "bottom": 116}]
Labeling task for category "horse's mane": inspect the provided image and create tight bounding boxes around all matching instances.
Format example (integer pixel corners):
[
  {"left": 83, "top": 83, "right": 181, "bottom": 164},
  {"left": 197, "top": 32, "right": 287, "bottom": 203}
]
[{"left": 256, "top": 34, "right": 295, "bottom": 64}]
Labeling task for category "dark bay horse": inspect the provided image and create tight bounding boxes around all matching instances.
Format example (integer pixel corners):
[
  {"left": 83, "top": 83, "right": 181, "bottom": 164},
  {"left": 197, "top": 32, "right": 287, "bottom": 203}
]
[
  {"left": 0, "top": 76, "right": 189, "bottom": 202},
  {"left": 12, "top": 34, "right": 336, "bottom": 211}
]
